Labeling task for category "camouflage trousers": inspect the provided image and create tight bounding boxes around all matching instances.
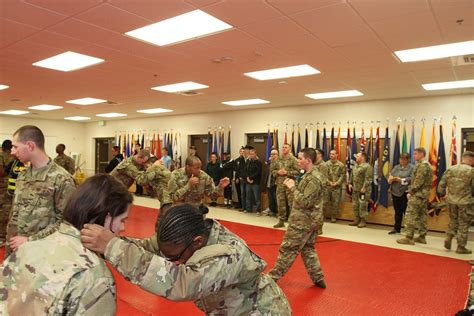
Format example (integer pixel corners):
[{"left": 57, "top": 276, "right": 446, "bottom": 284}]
[
  {"left": 352, "top": 191, "right": 370, "bottom": 220},
  {"left": 276, "top": 185, "right": 293, "bottom": 221},
  {"left": 327, "top": 187, "right": 342, "bottom": 218},
  {"left": 0, "top": 192, "right": 13, "bottom": 242},
  {"left": 268, "top": 209, "right": 324, "bottom": 284},
  {"left": 446, "top": 203, "right": 474, "bottom": 247},
  {"left": 405, "top": 196, "right": 429, "bottom": 238}
]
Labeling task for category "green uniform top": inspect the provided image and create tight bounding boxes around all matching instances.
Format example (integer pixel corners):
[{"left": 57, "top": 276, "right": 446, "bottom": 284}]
[
  {"left": 104, "top": 219, "right": 291, "bottom": 315},
  {"left": 53, "top": 154, "right": 75, "bottom": 175},
  {"left": 408, "top": 159, "right": 432, "bottom": 198},
  {"left": 350, "top": 162, "right": 373, "bottom": 192},
  {"left": 290, "top": 167, "right": 325, "bottom": 214},
  {"left": 271, "top": 155, "right": 299, "bottom": 186},
  {"left": 110, "top": 157, "right": 145, "bottom": 188},
  {"left": 438, "top": 163, "right": 474, "bottom": 205},
  {"left": 136, "top": 164, "right": 172, "bottom": 205},
  {"left": 0, "top": 222, "right": 116, "bottom": 315},
  {"left": 314, "top": 159, "right": 329, "bottom": 186},
  {"left": 168, "top": 168, "right": 223, "bottom": 207},
  {"left": 326, "top": 159, "right": 346, "bottom": 188},
  {"left": 8, "top": 159, "right": 76, "bottom": 241},
  {"left": 0, "top": 150, "right": 13, "bottom": 190}
]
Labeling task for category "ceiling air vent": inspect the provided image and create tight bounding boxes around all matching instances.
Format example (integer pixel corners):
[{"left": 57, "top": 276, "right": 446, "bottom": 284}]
[
  {"left": 176, "top": 90, "right": 203, "bottom": 96},
  {"left": 451, "top": 54, "right": 474, "bottom": 66}
]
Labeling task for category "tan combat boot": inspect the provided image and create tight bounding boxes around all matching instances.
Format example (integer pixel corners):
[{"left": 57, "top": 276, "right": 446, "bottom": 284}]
[
  {"left": 349, "top": 217, "right": 360, "bottom": 226},
  {"left": 273, "top": 220, "right": 285, "bottom": 228},
  {"left": 456, "top": 246, "right": 472, "bottom": 254},
  {"left": 397, "top": 237, "right": 415, "bottom": 245},
  {"left": 331, "top": 217, "right": 337, "bottom": 223},
  {"left": 413, "top": 236, "right": 427, "bottom": 244},
  {"left": 444, "top": 234, "right": 453, "bottom": 250},
  {"left": 357, "top": 219, "right": 367, "bottom": 228}
]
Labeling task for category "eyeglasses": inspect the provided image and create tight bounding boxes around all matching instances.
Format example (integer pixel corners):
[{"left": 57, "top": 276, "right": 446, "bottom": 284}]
[{"left": 161, "top": 240, "right": 193, "bottom": 262}]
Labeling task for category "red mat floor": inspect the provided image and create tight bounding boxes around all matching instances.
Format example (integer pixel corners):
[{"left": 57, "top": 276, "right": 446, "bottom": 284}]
[{"left": 1, "top": 205, "right": 470, "bottom": 315}]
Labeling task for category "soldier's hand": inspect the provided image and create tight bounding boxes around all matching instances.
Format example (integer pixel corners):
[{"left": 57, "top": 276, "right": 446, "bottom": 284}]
[
  {"left": 360, "top": 187, "right": 366, "bottom": 193},
  {"left": 188, "top": 175, "right": 199, "bottom": 187},
  {"left": 80, "top": 224, "right": 115, "bottom": 254},
  {"left": 153, "top": 160, "right": 163, "bottom": 166},
  {"left": 277, "top": 168, "right": 287, "bottom": 176},
  {"left": 10, "top": 236, "right": 28, "bottom": 252},
  {"left": 219, "top": 177, "right": 230, "bottom": 188},
  {"left": 407, "top": 193, "right": 411, "bottom": 199},
  {"left": 331, "top": 182, "right": 337, "bottom": 187},
  {"left": 283, "top": 178, "right": 295, "bottom": 189},
  {"left": 348, "top": 184, "right": 353, "bottom": 192}
]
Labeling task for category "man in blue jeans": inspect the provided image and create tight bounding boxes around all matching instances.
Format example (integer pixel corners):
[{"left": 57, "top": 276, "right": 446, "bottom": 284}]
[
  {"left": 235, "top": 146, "right": 249, "bottom": 211},
  {"left": 245, "top": 147, "right": 262, "bottom": 215}
]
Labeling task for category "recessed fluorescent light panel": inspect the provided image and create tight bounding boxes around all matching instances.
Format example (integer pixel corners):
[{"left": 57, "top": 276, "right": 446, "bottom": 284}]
[
  {"left": 33, "top": 51, "right": 104, "bottom": 72},
  {"left": 66, "top": 97, "right": 107, "bottom": 105},
  {"left": 125, "top": 9, "right": 232, "bottom": 46},
  {"left": 0, "top": 85, "right": 9, "bottom": 90},
  {"left": 151, "top": 81, "right": 209, "bottom": 93},
  {"left": 394, "top": 40, "right": 474, "bottom": 62},
  {"left": 305, "top": 90, "right": 363, "bottom": 100},
  {"left": 64, "top": 116, "right": 91, "bottom": 121},
  {"left": 137, "top": 108, "right": 173, "bottom": 114},
  {"left": 244, "top": 64, "right": 320, "bottom": 81},
  {"left": 222, "top": 99, "right": 270, "bottom": 106},
  {"left": 422, "top": 79, "right": 474, "bottom": 91},
  {"left": 0, "top": 110, "right": 29, "bottom": 115},
  {"left": 28, "top": 104, "right": 63, "bottom": 111},
  {"left": 96, "top": 113, "right": 127, "bottom": 118}
]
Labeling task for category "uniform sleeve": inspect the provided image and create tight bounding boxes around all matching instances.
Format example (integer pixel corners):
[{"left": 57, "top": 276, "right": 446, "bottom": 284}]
[
  {"left": 104, "top": 238, "right": 242, "bottom": 301},
  {"left": 291, "top": 176, "right": 322, "bottom": 209},
  {"left": 67, "top": 158, "right": 75, "bottom": 175},
  {"left": 168, "top": 171, "right": 190, "bottom": 203},
  {"left": 136, "top": 167, "right": 154, "bottom": 186},
  {"left": 336, "top": 164, "right": 345, "bottom": 186},
  {"left": 405, "top": 165, "right": 414, "bottom": 184},
  {"left": 271, "top": 160, "right": 279, "bottom": 178},
  {"left": 437, "top": 170, "right": 448, "bottom": 197},
  {"left": 409, "top": 165, "right": 425, "bottom": 194},
  {"left": 362, "top": 165, "right": 373, "bottom": 190},
  {"left": 29, "top": 176, "right": 76, "bottom": 241},
  {"left": 122, "top": 234, "right": 160, "bottom": 254},
  {"left": 204, "top": 173, "right": 223, "bottom": 199}
]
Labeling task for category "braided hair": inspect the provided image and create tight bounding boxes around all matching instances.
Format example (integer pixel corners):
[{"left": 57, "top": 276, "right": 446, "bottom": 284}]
[{"left": 157, "top": 204, "right": 210, "bottom": 245}]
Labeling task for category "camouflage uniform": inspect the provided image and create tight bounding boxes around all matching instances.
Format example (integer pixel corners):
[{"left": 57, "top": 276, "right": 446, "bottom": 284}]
[
  {"left": 437, "top": 163, "right": 474, "bottom": 248},
  {"left": 350, "top": 162, "right": 373, "bottom": 220},
  {"left": 271, "top": 155, "right": 299, "bottom": 220},
  {"left": 6, "top": 159, "right": 76, "bottom": 256},
  {"left": 168, "top": 168, "right": 223, "bottom": 208},
  {"left": 268, "top": 167, "right": 325, "bottom": 284},
  {"left": 0, "top": 150, "right": 13, "bottom": 242},
  {"left": 110, "top": 157, "right": 145, "bottom": 188},
  {"left": 104, "top": 219, "right": 292, "bottom": 315},
  {"left": 2, "top": 160, "right": 26, "bottom": 241},
  {"left": 314, "top": 160, "right": 328, "bottom": 233},
  {"left": 53, "top": 154, "right": 75, "bottom": 175},
  {"left": 326, "top": 159, "right": 346, "bottom": 219},
  {"left": 136, "top": 164, "right": 172, "bottom": 206},
  {"left": 404, "top": 159, "right": 433, "bottom": 239},
  {"left": 0, "top": 222, "right": 116, "bottom": 315}
]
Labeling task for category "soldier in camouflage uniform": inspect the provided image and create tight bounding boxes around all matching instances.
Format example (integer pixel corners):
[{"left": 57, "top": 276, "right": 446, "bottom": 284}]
[
  {"left": 0, "top": 140, "right": 14, "bottom": 245},
  {"left": 0, "top": 174, "right": 132, "bottom": 315},
  {"left": 397, "top": 147, "right": 433, "bottom": 245},
  {"left": 53, "top": 143, "right": 75, "bottom": 175},
  {"left": 110, "top": 149, "right": 150, "bottom": 189},
  {"left": 268, "top": 148, "right": 326, "bottom": 288},
  {"left": 271, "top": 143, "right": 300, "bottom": 228},
  {"left": 168, "top": 156, "right": 230, "bottom": 208},
  {"left": 80, "top": 203, "right": 292, "bottom": 315},
  {"left": 326, "top": 149, "right": 346, "bottom": 223},
  {"left": 349, "top": 152, "right": 373, "bottom": 228},
  {"left": 314, "top": 148, "right": 328, "bottom": 234},
  {"left": 6, "top": 126, "right": 76, "bottom": 257},
  {"left": 437, "top": 151, "right": 474, "bottom": 254}
]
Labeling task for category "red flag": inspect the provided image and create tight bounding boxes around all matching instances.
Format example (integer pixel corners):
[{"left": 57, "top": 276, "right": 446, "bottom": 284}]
[
  {"left": 156, "top": 133, "right": 162, "bottom": 159},
  {"left": 449, "top": 119, "right": 457, "bottom": 166},
  {"left": 428, "top": 123, "right": 438, "bottom": 204},
  {"left": 336, "top": 127, "right": 341, "bottom": 156},
  {"left": 360, "top": 127, "right": 366, "bottom": 153}
]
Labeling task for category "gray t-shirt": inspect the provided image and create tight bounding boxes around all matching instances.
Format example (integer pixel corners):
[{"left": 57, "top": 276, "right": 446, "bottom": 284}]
[{"left": 390, "top": 164, "right": 415, "bottom": 197}]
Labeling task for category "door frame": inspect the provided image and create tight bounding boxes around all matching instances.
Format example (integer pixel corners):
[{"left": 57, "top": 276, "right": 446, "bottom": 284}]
[{"left": 95, "top": 137, "right": 115, "bottom": 174}]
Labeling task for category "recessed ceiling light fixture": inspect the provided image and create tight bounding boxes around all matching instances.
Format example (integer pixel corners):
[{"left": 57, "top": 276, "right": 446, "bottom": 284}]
[
  {"left": 394, "top": 40, "right": 474, "bottom": 62},
  {"left": 96, "top": 113, "right": 127, "bottom": 118},
  {"left": 0, "top": 85, "right": 9, "bottom": 90},
  {"left": 422, "top": 79, "right": 474, "bottom": 91},
  {"left": 244, "top": 64, "right": 320, "bottom": 81},
  {"left": 66, "top": 97, "right": 107, "bottom": 105},
  {"left": 125, "top": 9, "right": 232, "bottom": 46},
  {"left": 28, "top": 104, "right": 63, "bottom": 111},
  {"left": 0, "top": 110, "right": 29, "bottom": 115},
  {"left": 222, "top": 99, "right": 270, "bottom": 106},
  {"left": 137, "top": 108, "right": 173, "bottom": 114},
  {"left": 151, "top": 81, "right": 209, "bottom": 93},
  {"left": 305, "top": 90, "right": 363, "bottom": 100},
  {"left": 33, "top": 51, "right": 104, "bottom": 72},
  {"left": 64, "top": 116, "right": 91, "bottom": 121}
]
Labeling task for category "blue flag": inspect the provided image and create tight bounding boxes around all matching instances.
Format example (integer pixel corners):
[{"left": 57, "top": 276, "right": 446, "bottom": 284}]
[
  {"left": 206, "top": 130, "right": 211, "bottom": 162},
  {"left": 436, "top": 124, "right": 447, "bottom": 199},
  {"left": 265, "top": 129, "right": 272, "bottom": 162},
  {"left": 351, "top": 127, "right": 357, "bottom": 165},
  {"left": 393, "top": 125, "right": 400, "bottom": 167},
  {"left": 371, "top": 127, "right": 380, "bottom": 209},
  {"left": 316, "top": 128, "right": 320, "bottom": 149},
  {"left": 409, "top": 124, "right": 415, "bottom": 165},
  {"left": 297, "top": 127, "right": 301, "bottom": 153},
  {"left": 322, "top": 127, "right": 327, "bottom": 159},
  {"left": 380, "top": 127, "right": 390, "bottom": 208}
]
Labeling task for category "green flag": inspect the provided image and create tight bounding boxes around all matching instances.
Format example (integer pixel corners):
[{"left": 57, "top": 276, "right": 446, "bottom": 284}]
[{"left": 402, "top": 123, "right": 408, "bottom": 153}]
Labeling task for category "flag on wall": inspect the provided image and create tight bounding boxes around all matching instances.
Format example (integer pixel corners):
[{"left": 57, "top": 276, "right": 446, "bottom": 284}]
[
  {"left": 410, "top": 122, "right": 415, "bottom": 165},
  {"left": 141, "top": 134, "right": 144, "bottom": 149},
  {"left": 393, "top": 124, "right": 400, "bottom": 167},
  {"left": 436, "top": 124, "right": 447, "bottom": 202},
  {"left": 449, "top": 119, "right": 457, "bottom": 166},
  {"left": 336, "top": 126, "right": 341, "bottom": 156},
  {"left": 346, "top": 127, "right": 352, "bottom": 181},
  {"left": 420, "top": 122, "right": 426, "bottom": 148},
  {"left": 351, "top": 126, "right": 357, "bottom": 168},
  {"left": 291, "top": 125, "right": 295, "bottom": 156},
  {"left": 428, "top": 122, "right": 438, "bottom": 204},
  {"left": 220, "top": 128, "right": 225, "bottom": 159},
  {"left": 226, "top": 127, "right": 231, "bottom": 154},
  {"left": 402, "top": 123, "right": 408, "bottom": 154},
  {"left": 266, "top": 129, "right": 272, "bottom": 162},
  {"left": 316, "top": 126, "right": 320, "bottom": 149},
  {"left": 284, "top": 126, "right": 288, "bottom": 145},
  {"left": 371, "top": 126, "right": 380, "bottom": 211},
  {"left": 212, "top": 129, "right": 217, "bottom": 154},
  {"left": 330, "top": 126, "right": 335, "bottom": 151},
  {"left": 206, "top": 129, "right": 211, "bottom": 162},
  {"left": 297, "top": 125, "right": 302, "bottom": 153},
  {"left": 367, "top": 127, "right": 373, "bottom": 165},
  {"left": 360, "top": 127, "right": 366, "bottom": 153},
  {"left": 322, "top": 127, "right": 327, "bottom": 160},
  {"left": 304, "top": 126, "right": 309, "bottom": 148},
  {"left": 380, "top": 126, "right": 390, "bottom": 208},
  {"left": 308, "top": 126, "right": 313, "bottom": 148},
  {"left": 156, "top": 133, "right": 162, "bottom": 159}
]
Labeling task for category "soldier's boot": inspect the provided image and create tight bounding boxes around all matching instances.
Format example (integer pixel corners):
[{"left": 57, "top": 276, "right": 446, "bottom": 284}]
[
  {"left": 314, "top": 279, "right": 326, "bottom": 289},
  {"left": 349, "top": 217, "right": 360, "bottom": 226},
  {"left": 413, "top": 235, "right": 427, "bottom": 244},
  {"left": 357, "top": 218, "right": 367, "bottom": 228},
  {"left": 396, "top": 236, "right": 415, "bottom": 245},
  {"left": 331, "top": 217, "right": 337, "bottom": 223},
  {"left": 444, "top": 234, "right": 453, "bottom": 250},
  {"left": 456, "top": 246, "right": 472, "bottom": 254},
  {"left": 273, "top": 220, "right": 285, "bottom": 228}
]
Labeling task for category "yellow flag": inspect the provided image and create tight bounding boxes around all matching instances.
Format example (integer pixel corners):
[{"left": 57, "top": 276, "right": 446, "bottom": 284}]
[{"left": 419, "top": 124, "right": 425, "bottom": 148}]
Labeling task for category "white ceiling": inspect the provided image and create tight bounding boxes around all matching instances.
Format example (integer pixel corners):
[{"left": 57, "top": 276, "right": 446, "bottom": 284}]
[{"left": 0, "top": 0, "right": 473, "bottom": 121}]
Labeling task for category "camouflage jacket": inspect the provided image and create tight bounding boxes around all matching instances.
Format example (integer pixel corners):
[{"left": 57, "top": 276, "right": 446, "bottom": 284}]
[
  {"left": 110, "top": 157, "right": 144, "bottom": 188},
  {"left": 350, "top": 162, "right": 373, "bottom": 192},
  {"left": 0, "top": 222, "right": 116, "bottom": 315},
  {"left": 7, "top": 159, "right": 76, "bottom": 241},
  {"left": 0, "top": 151, "right": 13, "bottom": 190},
  {"left": 408, "top": 159, "right": 432, "bottom": 199},
  {"left": 104, "top": 219, "right": 291, "bottom": 315},
  {"left": 54, "top": 154, "right": 75, "bottom": 175},
  {"left": 326, "top": 160, "right": 346, "bottom": 188},
  {"left": 314, "top": 160, "right": 329, "bottom": 185},
  {"left": 136, "top": 164, "right": 172, "bottom": 205},
  {"left": 168, "top": 168, "right": 223, "bottom": 207},
  {"left": 438, "top": 163, "right": 473, "bottom": 205},
  {"left": 271, "top": 155, "right": 299, "bottom": 186},
  {"left": 291, "top": 167, "right": 324, "bottom": 217}
]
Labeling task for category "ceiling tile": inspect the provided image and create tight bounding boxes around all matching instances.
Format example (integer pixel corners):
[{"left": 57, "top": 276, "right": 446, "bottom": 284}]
[
  {"left": 267, "top": 0, "right": 345, "bottom": 15},
  {"left": 108, "top": 0, "right": 193, "bottom": 21},
  {"left": 1, "top": 1, "right": 66, "bottom": 29},
  {"left": 348, "top": 0, "right": 430, "bottom": 22},
  {"left": 25, "top": 0, "right": 105, "bottom": 16},
  {"left": 0, "top": 18, "right": 40, "bottom": 48}
]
